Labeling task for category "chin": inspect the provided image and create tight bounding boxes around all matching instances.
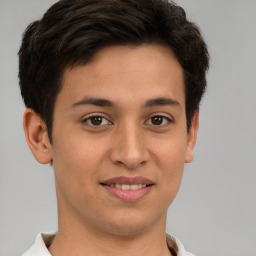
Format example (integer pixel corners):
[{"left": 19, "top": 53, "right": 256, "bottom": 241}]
[
  {"left": 104, "top": 223, "right": 151, "bottom": 237},
  {"left": 100, "top": 211, "right": 164, "bottom": 237}
]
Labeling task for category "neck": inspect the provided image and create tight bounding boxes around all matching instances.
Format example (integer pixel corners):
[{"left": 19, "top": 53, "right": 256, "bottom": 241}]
[{"left": 49, "top": 207, "right": 171, "bottom": 256}]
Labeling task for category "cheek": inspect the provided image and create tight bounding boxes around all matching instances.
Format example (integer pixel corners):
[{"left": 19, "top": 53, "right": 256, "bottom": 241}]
[
  {"left": 51, "top": 135, "right": 103, "bottom": 199},
  {"left": 53, "top": 128, "right": 107, "bottom": 168},
  {"left": 152, "top": 135, "right": 187, "bottom": 197},
  {"left": 153, "top": 132, "right": 188, "bottom": 168}
]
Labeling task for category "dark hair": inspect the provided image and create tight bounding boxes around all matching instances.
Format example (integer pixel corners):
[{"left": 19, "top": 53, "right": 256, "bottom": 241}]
[{"left": 19, "top": 0, "right": 209, "bottom": 142}]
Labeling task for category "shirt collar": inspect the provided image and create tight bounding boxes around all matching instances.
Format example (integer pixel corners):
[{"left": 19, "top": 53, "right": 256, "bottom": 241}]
[
  {"left": 22, "top": 232, "right": 195, "bottom": 256},
  {"left": 166, "top": 233, "right": 196, "bottom": 256}
]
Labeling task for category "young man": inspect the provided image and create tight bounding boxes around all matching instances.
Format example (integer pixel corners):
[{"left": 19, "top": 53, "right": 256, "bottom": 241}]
[{"left": 19, "top": 0, "right": 209, "bottom": 255}]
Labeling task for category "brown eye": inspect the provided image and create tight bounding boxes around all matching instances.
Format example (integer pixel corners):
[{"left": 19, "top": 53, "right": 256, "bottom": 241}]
[
  {"left": 90, "top": 116, "right": 103, "bottom": 126},
  {"left": 83, "top": 116, "right": 110, "bottom": 127},
  {"left": 151, "top": 116, "right": 164, "bottom": 125},
  {"left": 145, "top": 115, "right": 173, "bottom": 126}
]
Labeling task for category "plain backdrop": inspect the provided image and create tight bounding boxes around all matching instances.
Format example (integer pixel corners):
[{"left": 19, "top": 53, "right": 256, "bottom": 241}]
[{"left": 0, "top": 1, "right": 255, "bottom": 256}]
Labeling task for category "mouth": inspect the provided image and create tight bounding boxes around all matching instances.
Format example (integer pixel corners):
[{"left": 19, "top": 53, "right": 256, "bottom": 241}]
[
  {"left": 103, "top": 183, "right": 149, "bottom": 190},
  {"left": 100, "top": 176, "right": 154, "bottom": 201}
]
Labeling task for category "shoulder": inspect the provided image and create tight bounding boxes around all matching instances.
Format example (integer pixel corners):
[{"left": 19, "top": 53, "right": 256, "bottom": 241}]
[{"left": 166, "top": 233, "right": 197, "bottom": 256}]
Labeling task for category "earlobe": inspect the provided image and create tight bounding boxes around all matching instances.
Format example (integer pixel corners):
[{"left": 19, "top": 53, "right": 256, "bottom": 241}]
[
  {"left": 23, "top": 109, "right": 53, "bottom": 164},
  {"left": 185, "top": 111, "right": 199, "bottom": 163}
]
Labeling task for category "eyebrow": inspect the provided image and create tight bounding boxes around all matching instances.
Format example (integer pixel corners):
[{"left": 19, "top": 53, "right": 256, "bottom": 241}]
[
  {"left": 72, "top": 97, "right": 115, "bottom": 108},
  {"left": 71, "top": 96, "right": 181, "bottom": 109},
  {"left": 143, "top": 97, "right": 181, "bottom": 109}
]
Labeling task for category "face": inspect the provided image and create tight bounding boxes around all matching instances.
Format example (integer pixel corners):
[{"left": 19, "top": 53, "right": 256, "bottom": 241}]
[{"left": 47, "top": 45, "right": 198, "bottom": 236}]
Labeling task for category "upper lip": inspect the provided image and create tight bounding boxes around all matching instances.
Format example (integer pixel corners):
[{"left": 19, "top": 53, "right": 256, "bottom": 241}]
[{"left": 101, "top": 176, "right": 154, "bottom": 185}]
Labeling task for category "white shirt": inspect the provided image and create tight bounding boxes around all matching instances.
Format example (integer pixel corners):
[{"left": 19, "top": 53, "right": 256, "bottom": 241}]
[{"left": 21, "top": 232, "right": 196, "bottom": 256}]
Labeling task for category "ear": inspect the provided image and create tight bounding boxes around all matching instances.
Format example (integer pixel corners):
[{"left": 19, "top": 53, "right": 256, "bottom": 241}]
[
  {"left": 185, "top": 111, "right": 199, "bottom": 163},
  {"left": 23, "top": 108, "right": 53, "bottom": 164}
]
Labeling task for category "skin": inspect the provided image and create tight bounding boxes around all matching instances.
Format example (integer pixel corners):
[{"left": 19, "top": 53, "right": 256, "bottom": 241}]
[{"left": 23, "top": 44, "right": 199, "bottom": 256}]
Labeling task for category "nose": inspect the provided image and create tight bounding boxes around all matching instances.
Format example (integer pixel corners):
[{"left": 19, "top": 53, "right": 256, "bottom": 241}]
[{"left": 109, "top": 125, "right": 150, "bottom": 169}]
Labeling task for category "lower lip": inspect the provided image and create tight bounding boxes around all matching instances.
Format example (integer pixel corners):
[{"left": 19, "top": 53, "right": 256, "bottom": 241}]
[{"left": 102, "top": 185, "right": 153, "bottom": 202}]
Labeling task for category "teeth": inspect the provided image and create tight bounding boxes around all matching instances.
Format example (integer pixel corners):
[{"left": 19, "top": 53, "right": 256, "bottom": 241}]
[
  {"left": 109, "top": 184, "right": 147, "bottom": 190},
  {"left": 130, "top": 184, "right": 138, "bottom": 190},
  {"left": 116, "top": 184, "right": 122, "bottom": 189},
  {"left": 121, "top": 184, "right": 130, "bottom": 190}
]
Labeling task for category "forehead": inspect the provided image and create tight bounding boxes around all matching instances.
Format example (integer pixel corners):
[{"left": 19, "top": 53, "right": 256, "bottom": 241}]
[{"left": 58, "top": 44, "right": 185, "bottom": 109}]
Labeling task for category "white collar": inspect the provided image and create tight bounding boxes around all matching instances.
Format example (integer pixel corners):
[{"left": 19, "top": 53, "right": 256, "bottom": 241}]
[{"left": 21, "top": 232, "right": 196, "bottom": 256}]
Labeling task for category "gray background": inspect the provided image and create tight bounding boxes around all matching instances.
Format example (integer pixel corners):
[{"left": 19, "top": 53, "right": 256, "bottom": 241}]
[{"left": 0, "top": 0, "right": 255, "bottom": 255}]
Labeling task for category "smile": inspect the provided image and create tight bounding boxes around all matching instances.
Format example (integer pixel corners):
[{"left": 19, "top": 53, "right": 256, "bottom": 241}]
[
  {"left": 108, "top": 184, "right": 147, "bottom": 190},
  {"left": 100, "top": 176, "right": 154, "bottom": 201}
]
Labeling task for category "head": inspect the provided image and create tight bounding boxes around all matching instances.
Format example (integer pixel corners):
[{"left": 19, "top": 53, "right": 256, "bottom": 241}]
[
  {"left": 19, "top": 0, "right": 209, "bottom": 238},
  {"left": 19, "top": 0, "right": 209, "bottom": 143}
]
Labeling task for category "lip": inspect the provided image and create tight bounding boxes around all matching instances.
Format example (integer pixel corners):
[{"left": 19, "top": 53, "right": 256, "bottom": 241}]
[{"left": 100, "top": 176, "right": 155, "bottom": 202}]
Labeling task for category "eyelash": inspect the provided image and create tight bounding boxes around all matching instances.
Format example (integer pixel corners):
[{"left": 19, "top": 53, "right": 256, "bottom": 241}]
[{"left": 82, "top": 114, "right": 173, "bottom": 128}]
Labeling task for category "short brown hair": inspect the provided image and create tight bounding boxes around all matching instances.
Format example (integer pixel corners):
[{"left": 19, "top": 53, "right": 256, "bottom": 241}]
[{"left": 19, "top": 0, "right": 209, "bottom": 142}]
